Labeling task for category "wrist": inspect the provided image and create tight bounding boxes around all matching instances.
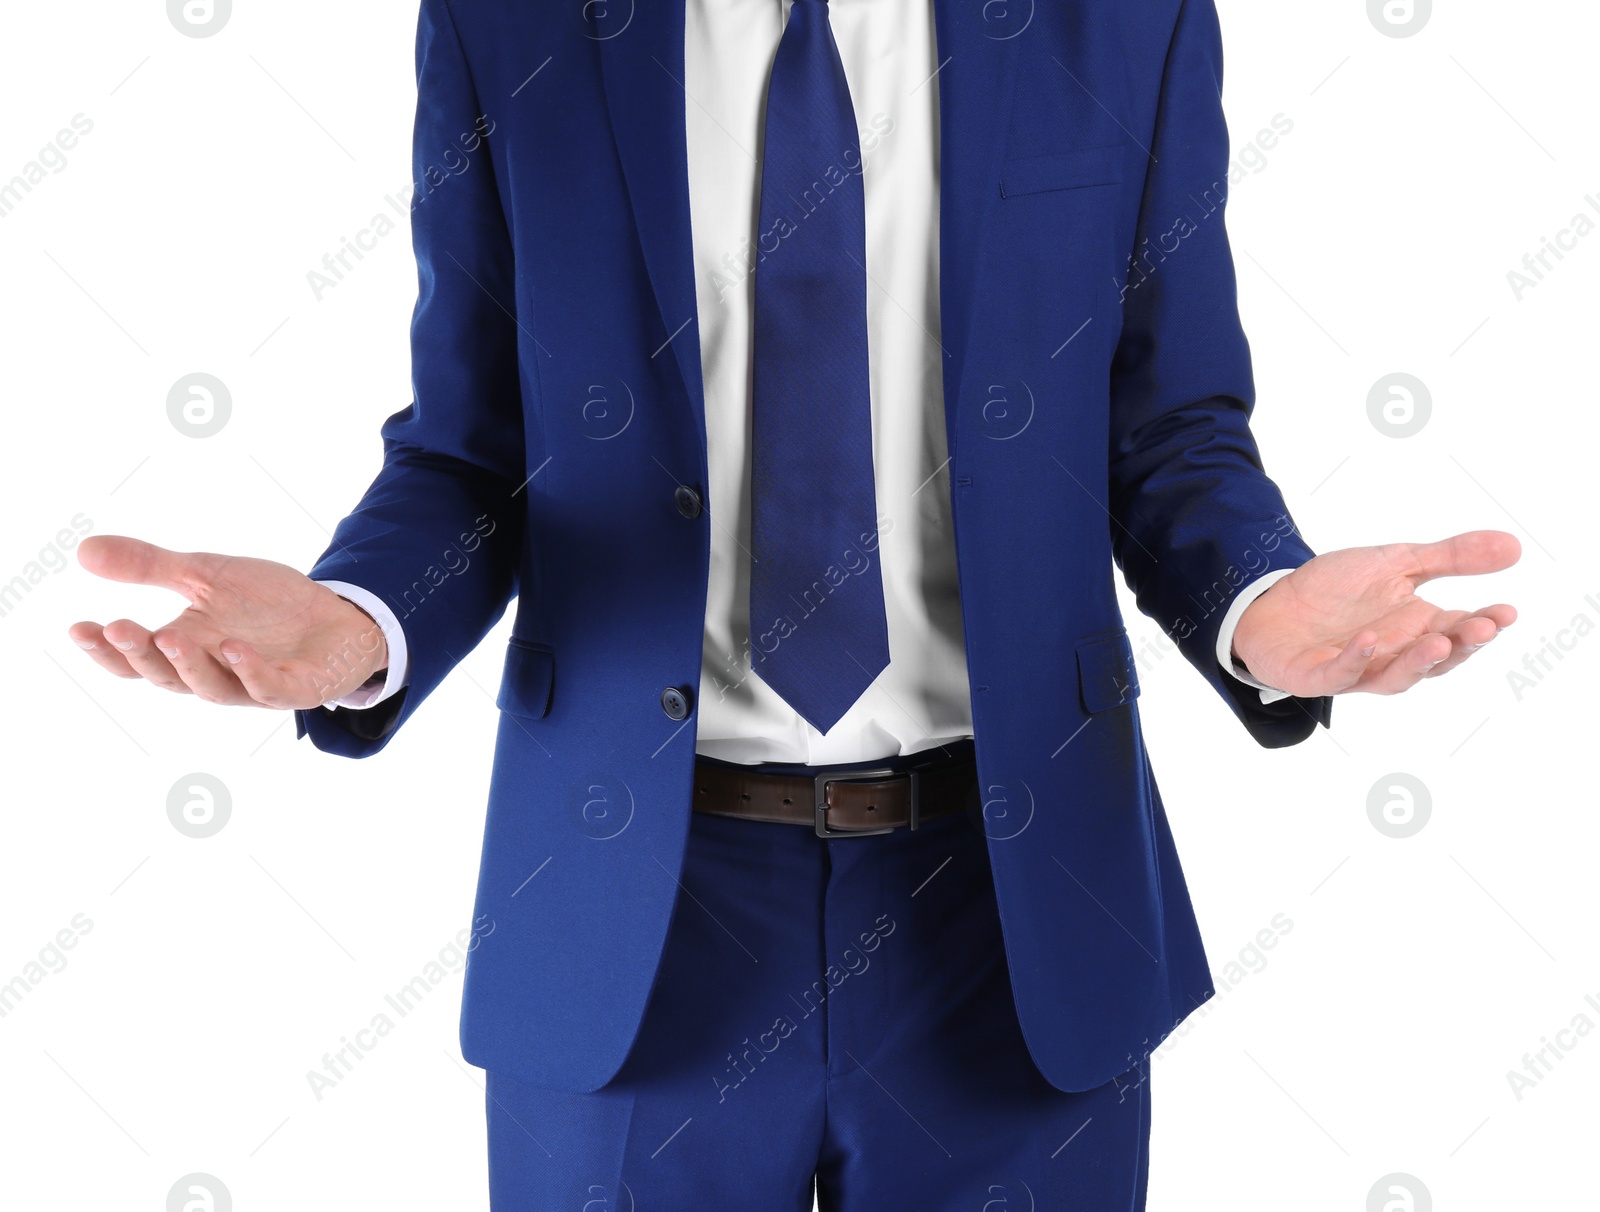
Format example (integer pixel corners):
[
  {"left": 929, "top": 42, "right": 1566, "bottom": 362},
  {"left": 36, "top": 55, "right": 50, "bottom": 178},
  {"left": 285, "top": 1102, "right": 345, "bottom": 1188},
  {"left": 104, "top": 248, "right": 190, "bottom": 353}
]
[
  {"left": 338, "top": 595, "right": 389, "bottom": 679},
  {"left": 1230, "top": 575, "right": 1287, "bottom": 676}
]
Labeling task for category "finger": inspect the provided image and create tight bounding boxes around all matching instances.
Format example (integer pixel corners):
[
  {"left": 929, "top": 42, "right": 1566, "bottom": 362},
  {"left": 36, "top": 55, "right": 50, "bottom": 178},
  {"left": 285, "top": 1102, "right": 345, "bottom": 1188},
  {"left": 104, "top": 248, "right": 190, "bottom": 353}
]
[
  {"left": 150, "top": 629, "right": 254, "bottom": 705},
  {"left": 1407, "top": 531, "right": 1522, "bottom": 587},
  {"left": 68, "top": 622, "right": 142, "bottom": 679},
  {"left": 1423, "top": 606, "right": 1513, "bottom": 678},
  {"left": 100, "top": 619, "right": 191, "bottom": 693},
  {"left": 221, "top": 639, "right": 322, "bottom": 710},
  {"left": 1304, "top": 629, "right": 1381, "bottom": 694},
  {"left": 1425, "top": 603, "right": 1516, "bottom": 639},
  {"left": 1361, "top": 632, "right": 1453, "bottom": 696},
  {"left": 1443, "top": 612, "right": 1500, "bottom": 648},
  {"left": 77, "top": 535, "right": 208, "bottom": 597},
  {"left": 1464, "top": 602, "right": 1518, "bottom": 630}
]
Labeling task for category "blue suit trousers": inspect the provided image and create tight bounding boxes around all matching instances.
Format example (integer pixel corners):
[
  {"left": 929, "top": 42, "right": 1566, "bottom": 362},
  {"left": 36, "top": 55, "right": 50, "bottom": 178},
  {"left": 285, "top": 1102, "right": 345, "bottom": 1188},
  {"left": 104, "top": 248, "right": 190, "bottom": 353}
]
[{"left": 484, "top": 767, "right": 1152, "bottom": 1211}]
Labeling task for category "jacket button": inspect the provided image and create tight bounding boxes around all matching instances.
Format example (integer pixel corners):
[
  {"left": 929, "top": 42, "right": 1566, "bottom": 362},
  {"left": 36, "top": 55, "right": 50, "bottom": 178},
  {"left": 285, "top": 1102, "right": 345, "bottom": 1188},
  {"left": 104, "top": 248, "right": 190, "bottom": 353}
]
[
  {"left": 660, "top": 686, "right": 693, "bottom": 721},
  {"left": 674, "top": 484, "right": 703, "bottom": 519}
]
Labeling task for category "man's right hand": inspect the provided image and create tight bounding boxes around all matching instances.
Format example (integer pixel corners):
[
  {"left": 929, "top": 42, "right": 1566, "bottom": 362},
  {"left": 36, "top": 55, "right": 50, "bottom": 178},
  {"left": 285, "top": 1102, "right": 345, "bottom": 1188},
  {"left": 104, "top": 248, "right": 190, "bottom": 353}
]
[{"left": 68, "top": 536, "right": 388, "bottom": 710}]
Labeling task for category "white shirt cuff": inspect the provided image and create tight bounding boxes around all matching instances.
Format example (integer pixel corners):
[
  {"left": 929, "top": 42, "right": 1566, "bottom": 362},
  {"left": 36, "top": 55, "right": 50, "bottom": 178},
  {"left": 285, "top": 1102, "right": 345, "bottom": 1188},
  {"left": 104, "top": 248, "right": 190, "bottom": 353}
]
[
  {"left": 1215, "top": 567, "right": 1297, "bottom": 705},
  {"left": 313, "top": 580, "right": 410, "bottom": 710}
]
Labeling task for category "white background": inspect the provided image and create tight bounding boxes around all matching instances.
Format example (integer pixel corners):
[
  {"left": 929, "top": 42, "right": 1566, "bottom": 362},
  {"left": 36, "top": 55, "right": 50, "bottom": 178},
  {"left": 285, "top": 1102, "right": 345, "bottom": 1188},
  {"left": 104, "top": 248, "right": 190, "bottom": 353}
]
[{"left": 0, "top": 1, "right": 1593, "bottom": 1209}]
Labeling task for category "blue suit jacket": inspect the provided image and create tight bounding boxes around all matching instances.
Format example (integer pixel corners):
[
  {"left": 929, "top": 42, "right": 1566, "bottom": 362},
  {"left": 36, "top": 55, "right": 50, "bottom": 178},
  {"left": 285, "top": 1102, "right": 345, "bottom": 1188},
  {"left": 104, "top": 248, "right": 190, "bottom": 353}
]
[{"left": 295, "top": 0, "right": 1333, "bottom": 1094}]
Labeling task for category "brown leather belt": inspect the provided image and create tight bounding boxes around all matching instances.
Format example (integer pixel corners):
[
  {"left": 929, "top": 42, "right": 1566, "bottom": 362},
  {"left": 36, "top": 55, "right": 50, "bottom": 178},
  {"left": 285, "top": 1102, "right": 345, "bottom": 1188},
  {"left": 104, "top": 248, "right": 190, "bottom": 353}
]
[{"left": 692, "top": 750, "right": 978, "bottom": 837}]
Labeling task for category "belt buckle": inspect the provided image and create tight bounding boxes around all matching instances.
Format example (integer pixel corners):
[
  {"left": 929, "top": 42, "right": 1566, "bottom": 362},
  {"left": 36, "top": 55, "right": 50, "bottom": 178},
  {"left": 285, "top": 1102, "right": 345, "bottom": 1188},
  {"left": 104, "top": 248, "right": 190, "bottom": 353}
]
[{"left": 813, "top": 766, "right": 919, "bottom": 838}]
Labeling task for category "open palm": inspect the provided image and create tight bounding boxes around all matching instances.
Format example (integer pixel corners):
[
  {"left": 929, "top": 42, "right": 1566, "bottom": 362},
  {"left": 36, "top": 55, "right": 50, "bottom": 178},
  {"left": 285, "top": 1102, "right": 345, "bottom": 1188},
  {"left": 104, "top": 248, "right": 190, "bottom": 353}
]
[
  {"left": 68, "top": 536, "right": 386, "bottom": 709},
  {"left": 1231, "top": 530, "right": 1520, "bottom": 698}
]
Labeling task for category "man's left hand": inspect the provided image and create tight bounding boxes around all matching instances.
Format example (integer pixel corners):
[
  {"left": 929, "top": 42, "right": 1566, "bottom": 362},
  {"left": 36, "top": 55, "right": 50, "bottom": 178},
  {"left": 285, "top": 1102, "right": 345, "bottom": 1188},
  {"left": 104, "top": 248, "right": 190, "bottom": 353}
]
[{"left": 1231, "top": 530, "right": 1521, "bottom": 697}]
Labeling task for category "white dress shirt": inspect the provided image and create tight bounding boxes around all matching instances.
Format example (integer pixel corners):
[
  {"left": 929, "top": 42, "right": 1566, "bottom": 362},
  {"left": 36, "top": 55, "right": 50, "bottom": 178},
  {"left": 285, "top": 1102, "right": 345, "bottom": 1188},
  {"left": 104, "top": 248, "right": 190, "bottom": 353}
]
[{"left": 319, "top": 0, "right": 1290, "bottom": 759}]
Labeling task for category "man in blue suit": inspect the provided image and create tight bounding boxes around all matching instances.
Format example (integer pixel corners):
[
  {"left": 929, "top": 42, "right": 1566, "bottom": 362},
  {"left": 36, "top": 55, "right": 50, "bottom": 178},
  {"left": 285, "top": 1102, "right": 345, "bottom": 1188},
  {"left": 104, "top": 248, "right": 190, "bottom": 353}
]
[{"left": 71, "top": 0, "right": 1519, "bottom": 1205}]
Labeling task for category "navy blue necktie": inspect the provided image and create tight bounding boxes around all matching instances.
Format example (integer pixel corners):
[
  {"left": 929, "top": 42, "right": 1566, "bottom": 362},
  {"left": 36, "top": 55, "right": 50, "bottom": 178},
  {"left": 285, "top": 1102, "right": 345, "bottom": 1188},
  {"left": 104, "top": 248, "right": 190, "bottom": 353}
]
[{"left": 749, "top": 0, "right": 890, "bottom": 736}]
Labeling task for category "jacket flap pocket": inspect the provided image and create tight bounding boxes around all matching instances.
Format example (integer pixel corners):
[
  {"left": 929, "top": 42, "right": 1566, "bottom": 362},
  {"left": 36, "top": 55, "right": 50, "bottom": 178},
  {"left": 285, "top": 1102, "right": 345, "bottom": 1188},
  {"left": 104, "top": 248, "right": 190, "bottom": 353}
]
[
  {"left": 496, "top": 639, "right": 555, "bottom": 719},
  {"left": 1001, "top": 144, "right": 1124, "bottom": 198},
  {"left": 1076, "top": 629, "right": 1140, "bottom": 713}
]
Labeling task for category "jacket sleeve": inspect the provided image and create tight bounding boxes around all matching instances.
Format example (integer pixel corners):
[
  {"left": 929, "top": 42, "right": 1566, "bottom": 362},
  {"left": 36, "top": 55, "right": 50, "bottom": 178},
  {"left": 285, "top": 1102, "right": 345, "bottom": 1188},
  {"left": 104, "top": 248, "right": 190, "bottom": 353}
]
[
  {"left": 1107, "top": 0, "right": 1332, "bottom": 747},
  {"left": 294, "top": 0, "right": 524, "bottom": 757}
]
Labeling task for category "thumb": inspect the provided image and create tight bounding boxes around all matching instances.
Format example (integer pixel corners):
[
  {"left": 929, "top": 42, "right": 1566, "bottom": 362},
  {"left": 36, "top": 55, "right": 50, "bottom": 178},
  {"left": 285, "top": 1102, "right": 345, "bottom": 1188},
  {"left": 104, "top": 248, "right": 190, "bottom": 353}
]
[
  {"left": 77, "top": 535, "right": 208, "bottom": 596},
  {"left": 1406, "top": 530, "right": 1522, "bottom": 586}
]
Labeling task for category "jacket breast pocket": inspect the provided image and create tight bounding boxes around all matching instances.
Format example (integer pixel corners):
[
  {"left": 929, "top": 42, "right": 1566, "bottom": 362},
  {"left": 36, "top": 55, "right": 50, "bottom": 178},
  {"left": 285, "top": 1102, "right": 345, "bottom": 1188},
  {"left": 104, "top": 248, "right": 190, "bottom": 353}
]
[
  {"left": 1075, "top": 628, "right": 1140, "bottom": 714},
  {"left": 496, "top": 637, "right": 555, "bottom": 720},
  {"left": 1000, "top": 144, "right": 1124, "bottom": 199}
]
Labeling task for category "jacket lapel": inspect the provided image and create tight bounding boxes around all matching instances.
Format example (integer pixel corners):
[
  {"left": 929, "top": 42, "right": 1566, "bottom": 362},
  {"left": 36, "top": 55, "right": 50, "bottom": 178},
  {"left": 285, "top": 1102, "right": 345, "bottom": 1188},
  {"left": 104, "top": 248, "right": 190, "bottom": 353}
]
[
  {"left": 593, "top": 0, "right": 708, "bottom": 471},
  {"left": 594, "top": 0, "right": 1022, "bottom": 469},
  {"left": 931, "top": 0, "right": 1024, "bottom": 461}
]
